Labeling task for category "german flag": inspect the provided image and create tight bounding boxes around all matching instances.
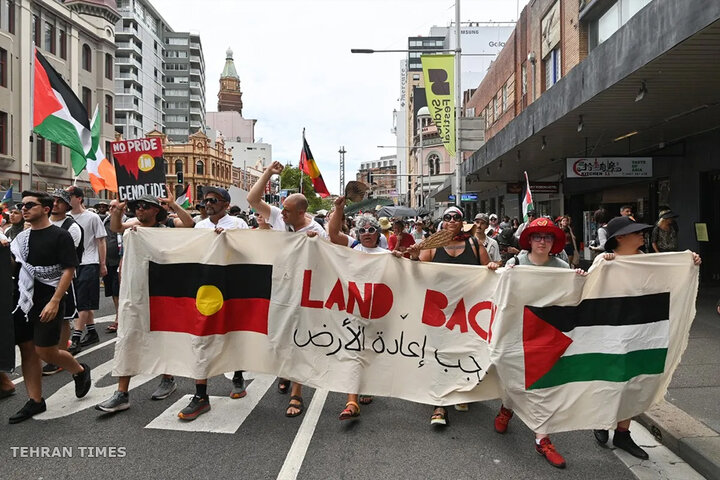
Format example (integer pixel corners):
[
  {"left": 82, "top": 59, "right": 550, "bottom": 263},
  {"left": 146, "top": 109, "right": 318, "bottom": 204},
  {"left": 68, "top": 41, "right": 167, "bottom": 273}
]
[{"left": 148, "top": 262, "right": 272, "bottom": 336}]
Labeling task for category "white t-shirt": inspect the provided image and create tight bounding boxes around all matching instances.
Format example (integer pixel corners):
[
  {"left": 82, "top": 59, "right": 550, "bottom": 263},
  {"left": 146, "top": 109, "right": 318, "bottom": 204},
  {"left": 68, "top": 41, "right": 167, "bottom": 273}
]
[
  {"left": 344, "top": 235, "right": 388, "bottom": 254},
  {"left": 379, "top": 235, "right": 388, "bottom": 249},
  {"left": 482, "top": 236, "right": 501, "bottom": 262},
  {"left": 71, "top": 209, "right": 106, "bottom": 265},
  {"left": 268, "top": 205, "right": 328, "bottom": 239},
  {"left": 411, "top": 229, "right": 426, "bottom": 242},
  {"left": 51, "top": 218, "right": 82, "bottom": 248},
  {"left": 195, "top": 214, "right": 249, "bottom": 230}
]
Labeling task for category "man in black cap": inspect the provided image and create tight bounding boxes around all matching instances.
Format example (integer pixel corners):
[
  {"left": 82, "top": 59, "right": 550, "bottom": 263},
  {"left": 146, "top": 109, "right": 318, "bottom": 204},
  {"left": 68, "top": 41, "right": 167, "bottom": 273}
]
[
  {"left": 514, "top": 209, "right": 537, "bottom": 239},
  {"left": 96, "top": 192, "right": 191, "bottom": 413}
]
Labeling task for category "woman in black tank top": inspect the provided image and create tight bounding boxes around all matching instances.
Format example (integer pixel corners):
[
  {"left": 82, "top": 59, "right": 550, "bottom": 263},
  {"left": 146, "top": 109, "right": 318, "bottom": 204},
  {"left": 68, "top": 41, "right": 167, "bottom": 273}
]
[{"left": 407, "top": 206, "right": 494, "bottom": 427}]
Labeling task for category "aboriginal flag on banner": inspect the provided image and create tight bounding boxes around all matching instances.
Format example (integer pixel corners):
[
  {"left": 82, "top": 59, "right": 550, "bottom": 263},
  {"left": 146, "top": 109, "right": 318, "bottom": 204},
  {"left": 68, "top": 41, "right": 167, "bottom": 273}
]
[
  {"left": 0, "top": 247, "right": 14, "bottom": 372},
  {"left": 148, "top": 262, "right": 272, "bottom": 336}
]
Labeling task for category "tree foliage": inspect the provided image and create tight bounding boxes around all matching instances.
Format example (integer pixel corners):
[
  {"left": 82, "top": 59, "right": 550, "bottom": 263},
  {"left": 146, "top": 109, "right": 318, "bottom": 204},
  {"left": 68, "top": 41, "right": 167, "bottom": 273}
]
[{"left": 279, "top": 165, "right": 334, "bottom": 213}]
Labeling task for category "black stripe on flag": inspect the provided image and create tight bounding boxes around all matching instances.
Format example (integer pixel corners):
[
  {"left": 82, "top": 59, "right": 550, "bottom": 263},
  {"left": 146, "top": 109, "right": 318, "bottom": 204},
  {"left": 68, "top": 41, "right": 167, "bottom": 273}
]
[
  {"left": 148, "top": 262, "right": 272, "bottom": 300},
  {"left": 35, "top": 50, "right": 91, "bottom": 130},
  {"left": 526, "top": 292, "right": 670, "bottom": 332}
]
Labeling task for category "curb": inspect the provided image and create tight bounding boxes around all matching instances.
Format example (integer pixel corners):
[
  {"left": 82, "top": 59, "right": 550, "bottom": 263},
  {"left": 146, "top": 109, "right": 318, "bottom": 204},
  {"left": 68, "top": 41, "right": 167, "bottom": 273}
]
[{"left": 638, "top": 400, "right": 720, "bottom": 480}]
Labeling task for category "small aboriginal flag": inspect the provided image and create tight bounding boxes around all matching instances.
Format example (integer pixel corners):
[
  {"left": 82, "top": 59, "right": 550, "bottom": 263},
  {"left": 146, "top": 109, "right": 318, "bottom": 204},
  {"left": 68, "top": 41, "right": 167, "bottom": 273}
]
[
  {"left": 299, "top": 137, "right": 330, "bottom": 197},
  {"left": 148, "top": 262, "right": 272, "bottom": 336}
]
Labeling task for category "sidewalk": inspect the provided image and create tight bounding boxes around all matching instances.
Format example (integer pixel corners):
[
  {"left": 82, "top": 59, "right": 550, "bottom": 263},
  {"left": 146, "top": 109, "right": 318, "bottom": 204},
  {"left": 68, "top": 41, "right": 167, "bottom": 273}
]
[{"left": 637, "top": 285, "right": 720, "bottom": 480}]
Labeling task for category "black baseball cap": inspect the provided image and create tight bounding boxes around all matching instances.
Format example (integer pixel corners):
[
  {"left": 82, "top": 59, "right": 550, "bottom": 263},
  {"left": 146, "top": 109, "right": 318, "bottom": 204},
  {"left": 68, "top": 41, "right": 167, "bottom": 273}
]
[{"left": 203, "top": 186, "right": 231, "bottom": 202}]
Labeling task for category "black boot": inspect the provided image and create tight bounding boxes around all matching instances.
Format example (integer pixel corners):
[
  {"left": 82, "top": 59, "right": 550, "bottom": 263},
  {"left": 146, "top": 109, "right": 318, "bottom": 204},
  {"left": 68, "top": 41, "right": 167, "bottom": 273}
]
[
  {"left": 593, "top": 429, "right": 609, "bottom": 444},
  {"left": 613, "top": 430, "right": 649, "bottom": 460}
]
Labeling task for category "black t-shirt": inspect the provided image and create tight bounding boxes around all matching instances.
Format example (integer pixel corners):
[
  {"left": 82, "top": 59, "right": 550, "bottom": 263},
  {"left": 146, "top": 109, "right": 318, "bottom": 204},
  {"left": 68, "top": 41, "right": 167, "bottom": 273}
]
[{"left": 25, "top": 225, "right": 79, "bottom": 303}]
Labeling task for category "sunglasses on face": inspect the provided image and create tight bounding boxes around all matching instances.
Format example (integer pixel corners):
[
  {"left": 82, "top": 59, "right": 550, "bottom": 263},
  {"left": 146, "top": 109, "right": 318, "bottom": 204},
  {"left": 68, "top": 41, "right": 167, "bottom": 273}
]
[
  {"left": 443, "top": 213, "right": 462, "bottom": 221},
  {"left": 18, "top": 202, "right": 40, "bottom": 210},
  {"left": 203, "top": 197, "right": 220, "bottom": 204},
  {"left": 357, "top": 227, "right": 377, "bottom": 234},
  {"left": 134, "top": 201, "right": 157, "bottom": 211},
  {"left": 530, "top": 233, "right": 554, "bottom": 243}
]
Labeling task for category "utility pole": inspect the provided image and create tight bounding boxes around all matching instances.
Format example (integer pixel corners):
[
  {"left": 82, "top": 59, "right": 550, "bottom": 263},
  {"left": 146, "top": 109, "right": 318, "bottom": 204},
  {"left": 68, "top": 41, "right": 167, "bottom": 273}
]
[{"left": 339, "top": 146, "right": 346, "bottom": 196}]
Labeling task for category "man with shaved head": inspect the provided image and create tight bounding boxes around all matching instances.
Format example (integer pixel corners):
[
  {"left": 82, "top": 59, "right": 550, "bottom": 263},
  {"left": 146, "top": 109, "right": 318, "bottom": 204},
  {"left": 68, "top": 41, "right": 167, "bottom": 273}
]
[{"left": 249, "top": 161, "right": 328, "bottom": 417}]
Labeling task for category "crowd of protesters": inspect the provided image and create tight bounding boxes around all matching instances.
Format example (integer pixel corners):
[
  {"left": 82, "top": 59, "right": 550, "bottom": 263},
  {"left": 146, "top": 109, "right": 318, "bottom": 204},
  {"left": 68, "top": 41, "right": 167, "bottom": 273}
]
[{"left": 0, "top": 165, "right": 701, "bottom": 470}]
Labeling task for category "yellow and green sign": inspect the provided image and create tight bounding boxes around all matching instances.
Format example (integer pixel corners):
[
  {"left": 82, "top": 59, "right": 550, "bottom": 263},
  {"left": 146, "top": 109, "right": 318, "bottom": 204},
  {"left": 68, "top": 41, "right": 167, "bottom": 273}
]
[{"left": 421, "top": 54, "right": 456, "bottom": 156}]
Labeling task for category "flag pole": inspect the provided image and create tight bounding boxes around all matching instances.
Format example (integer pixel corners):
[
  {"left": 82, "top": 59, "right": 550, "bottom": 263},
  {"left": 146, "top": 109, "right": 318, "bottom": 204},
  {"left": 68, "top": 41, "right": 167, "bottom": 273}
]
[
  {"left": 29, "top": 44, "right": 36, "bottom": 191},
  {"left": 299, "top": 128, "right": 305, "bottom": 195}
]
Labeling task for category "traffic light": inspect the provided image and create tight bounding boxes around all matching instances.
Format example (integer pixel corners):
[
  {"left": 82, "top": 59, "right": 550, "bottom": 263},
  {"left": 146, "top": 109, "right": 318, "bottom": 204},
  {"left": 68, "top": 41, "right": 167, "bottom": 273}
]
[{"left": 177, "top": 171, "right": 184, "bottom": 184}]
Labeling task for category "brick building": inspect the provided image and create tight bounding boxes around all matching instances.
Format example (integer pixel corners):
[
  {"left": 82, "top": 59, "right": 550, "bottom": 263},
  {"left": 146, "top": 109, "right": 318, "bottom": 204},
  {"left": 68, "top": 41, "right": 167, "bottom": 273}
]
[{"left": 357, "top": 155, "right": 397, "bottom": 199}]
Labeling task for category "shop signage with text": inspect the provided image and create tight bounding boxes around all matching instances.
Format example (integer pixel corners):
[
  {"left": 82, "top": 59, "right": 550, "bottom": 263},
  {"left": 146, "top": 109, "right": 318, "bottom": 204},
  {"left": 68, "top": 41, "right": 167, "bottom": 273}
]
[{"left": 566, "top": 157, "right": 652, "bottom": 178}]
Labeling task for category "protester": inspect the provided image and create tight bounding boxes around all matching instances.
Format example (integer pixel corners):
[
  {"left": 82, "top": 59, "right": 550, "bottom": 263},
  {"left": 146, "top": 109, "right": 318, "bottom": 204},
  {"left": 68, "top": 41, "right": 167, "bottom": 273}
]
[
  {"left": 588, "top": 208, "right": 611, "bottom": 255},
  {"left": 407, "top": 206, "right": 491, "bottom": 426},
  {"left": 558, "top": 215, "right": 579, "bottom": 267},
  {"left": 95, "top": 193, "right": 191, "bottom": 414},
  {"left": 619, "top": 205, "right": 633, "bottom": 217},
  {"left": 496, "top": 222, "right": 520, "bottom": 265},
  {"left": 102, "top": 200, "right": 125, "bottom": 334},
  {"left": 177, "top": 187, "right": 249, "bottom": 421},
  {"left": 65, "top": 186, "right": 106, "bottom": 355},
  {"left": 474, "top": 214, "right": 501, "bottom": 263},
  {"left": 42, "top": 190, "right": 82, "bottom": 375},
  {"left": 592, "top": 215, "right": 701, "bottom": 459},
  {"left": 248, "top": 161, "right": 328, "bottom": 416},
  {"left": 411, "top": 218, "right": 427, "bottom": 242},
  {"left": 487, "top": 213, "right": 500, "bottom": 237},
  {"left": 388, "top": 219, "right": 415, "bottom": 257},
  {"left": 4, "top": 206, "right": 25, "bottom": 241},
  {"left": 651, "top": 210, "right": 679, "bottom": 252},
  {"left": 514, "top": 210, "right": 537, "bottom": 239},
  {"left": 377, "top": 217, "right": 391, "bottom": 249},
  {"left": 192, "top": 203, "right": 207, "bottom": 224},
  {"left": 9, "top": 191, "right": 91, "bottom": 424},
  {"left": 494, "top": 217, "right": 585, "bottom": 469},
  {"left": 95, "top": 201, "right": 109, "bottom": 220}
]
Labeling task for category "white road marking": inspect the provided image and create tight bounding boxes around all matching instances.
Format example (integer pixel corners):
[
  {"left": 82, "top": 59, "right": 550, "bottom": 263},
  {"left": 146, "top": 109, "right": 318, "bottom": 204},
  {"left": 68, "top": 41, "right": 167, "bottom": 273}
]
[
  {"left": 34, "top": 358, "right": 156, "bottom": 420},
  {"left": 144, "top": 372, "right": 275, "bottom": 434},
  {"left": 12, "top": 337, "right": 118, "bottom": 385},
  {"left": 612, "top": 421, "right": 704, "bottom": 480},
  {"left": 276, "top": 388, "right": 329, "bottom": 480}
]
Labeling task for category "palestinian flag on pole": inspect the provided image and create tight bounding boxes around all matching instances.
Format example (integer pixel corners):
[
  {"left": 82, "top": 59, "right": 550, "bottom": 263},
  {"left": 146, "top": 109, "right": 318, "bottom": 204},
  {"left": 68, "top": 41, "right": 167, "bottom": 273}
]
[
  {"left": 176, "top": 184, "right": 192, "bottom": 209},
  {"left": 33, "top": 49, "right": 91, "bottom": 157},
  {"left": 523, "top": 293, "right": 669, "bottom": 390},
  {"left": 71, "top": 105, "right": 118, "bottom": 192},
  {"left": 299, "top": 137, "right": 330, "bottom": 197},
  {"left": 521, "top": 171, "right": 533, "bottom": 222},
  {"left": 148, "top": 262, "right": 272, "bottom": 336}
]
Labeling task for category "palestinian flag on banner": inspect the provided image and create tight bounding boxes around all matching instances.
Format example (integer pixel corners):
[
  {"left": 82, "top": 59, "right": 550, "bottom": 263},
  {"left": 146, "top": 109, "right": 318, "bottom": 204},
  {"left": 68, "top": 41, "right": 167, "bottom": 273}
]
[
  {"left": 71, "top": 105, "right": 118, "bottom": 191},
  {"left": 522, "top": 171, "right": 533, "bottom": 222},
  {"left": 33, "top": 49, "right": 91, "bottom": 157},
  {"left": 523, "top": 292, "right": 669, "bottom": 390},
  {"left": 299, "top": 137, "right": 330, "bottom": 197},
  {"left": 176, "top": 184, "right": 192, "bottom": 209},
  {"left": 148, "top": 262, "right": 272, "bottom": 336}
]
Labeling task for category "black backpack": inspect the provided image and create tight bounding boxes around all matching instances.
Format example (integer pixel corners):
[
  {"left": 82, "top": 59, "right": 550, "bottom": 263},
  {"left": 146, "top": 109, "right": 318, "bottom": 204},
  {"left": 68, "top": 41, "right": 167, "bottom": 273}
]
[{"left": 61, "top": 217, "right": 85, "bottom": 262}]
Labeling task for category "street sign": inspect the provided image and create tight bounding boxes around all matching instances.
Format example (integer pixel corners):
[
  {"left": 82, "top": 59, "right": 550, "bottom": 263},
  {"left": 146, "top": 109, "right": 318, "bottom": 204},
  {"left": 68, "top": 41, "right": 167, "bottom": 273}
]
[{"left": 448, "top": 193, "right": 478, "bottom": 202}]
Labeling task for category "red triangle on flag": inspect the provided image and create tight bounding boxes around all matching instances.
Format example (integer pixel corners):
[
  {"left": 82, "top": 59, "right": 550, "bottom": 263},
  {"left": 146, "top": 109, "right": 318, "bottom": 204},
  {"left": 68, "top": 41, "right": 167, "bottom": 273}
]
[{"left": 523, "top": 306, "right": 573, "bottom": 389}]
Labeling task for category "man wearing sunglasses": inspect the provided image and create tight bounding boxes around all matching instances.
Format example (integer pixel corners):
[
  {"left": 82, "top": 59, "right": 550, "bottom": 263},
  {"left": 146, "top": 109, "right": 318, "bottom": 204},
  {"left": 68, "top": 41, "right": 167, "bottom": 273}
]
[
  {"left": 8, "top": 191, "right": 91, "bottom": 423},
  {"left": 248, "top": 161, "right": 328, "bottom": 417},
  {"left": 96, "top": 193, "right": 193, "bottom": 414},
  {"left": 178, "top": 186, "right": 248, "bottom": 421}
]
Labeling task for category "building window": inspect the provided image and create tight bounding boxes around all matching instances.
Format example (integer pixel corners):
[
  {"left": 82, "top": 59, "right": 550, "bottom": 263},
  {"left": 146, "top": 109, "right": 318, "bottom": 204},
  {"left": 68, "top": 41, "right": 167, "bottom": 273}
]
[
  {"left": 588, "top": 0, "right": 651, "bottom": 50},
  {"left": 521, "top": 63, "right": 527, "bottom": 96},
  {"left": 544, "top": 48, "right": 561, "bottom": 90},
  {"left": 1, "top": 1, "right": 16, "bottom": 35},
  {"left": 105, "top": 53, "right": 113, "bottom": 80},
  {"left": 494, "top": 95, "right": 501, "bottom": 120},
  {"left": 50, "top": 142, "right": 61, "bottom": 164},
  {"left": 0, "top": 111, "right": 7, "bottom": 154},
  {"left": 175, "top": 159, "right": 183, "bottom": 174},
  {"left": 104, "top": 95, "right": 113, "bottom": 123},
  {"left": 44, "top": 22, "right": 55, "bottom": 54},
  {"left": 82, "top": 87, "right": 91, "bottom": 113},
  {"left": 0, "top": 48, "right": 6, "bottom": 88},
  {"left": 428, "top": 153, "right": 440, "bottom": 176},
  {"left": 58, "top": 28, "right": 67, "bottom": 59},
  {"left": 82, "top": 44, "right": 92, "bottom": 71},
  {"left": 33, "top": 14, "right": 40, "bottom": 45},
  {"left": 36, "top": 136, "right": 45, "bottom": 162},
  {"left": 502, "top": 83, "right": 508, "bottom": 112},
  {"left": 196, "top": 160, "right": 204, "bottom": 175}
]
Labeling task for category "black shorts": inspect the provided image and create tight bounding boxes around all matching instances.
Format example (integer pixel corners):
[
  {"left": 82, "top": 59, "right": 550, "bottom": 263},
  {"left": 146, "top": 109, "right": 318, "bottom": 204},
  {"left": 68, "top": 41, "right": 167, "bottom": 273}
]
[
  {"left": 64, "top": 279, "right": 79, "bottom": 320},
  {"left": 14, "top": 297, "right": 66, "bottom": 348},
  {"left": 75, "top": 264, "right": 100, "bottom": 311},
  {"left": 103, "top": 264, "right": 120, "bottom": 297}
]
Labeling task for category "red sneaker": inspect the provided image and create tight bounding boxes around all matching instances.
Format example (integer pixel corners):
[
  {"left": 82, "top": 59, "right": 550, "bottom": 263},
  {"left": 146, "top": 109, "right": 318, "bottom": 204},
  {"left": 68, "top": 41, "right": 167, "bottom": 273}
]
[
  {"left": 535, "top": 437, "right": 567, "bottom": 469},
  {"left": 494, "top": 405, "right": 513, "bottom": 433}
]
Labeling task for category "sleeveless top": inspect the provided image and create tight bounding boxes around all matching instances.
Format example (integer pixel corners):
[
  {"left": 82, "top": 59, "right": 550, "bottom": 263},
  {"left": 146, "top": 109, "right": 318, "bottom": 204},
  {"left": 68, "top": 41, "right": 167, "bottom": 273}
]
[{"left": 431, "top": 238, "right": 479, "bottom": 265}]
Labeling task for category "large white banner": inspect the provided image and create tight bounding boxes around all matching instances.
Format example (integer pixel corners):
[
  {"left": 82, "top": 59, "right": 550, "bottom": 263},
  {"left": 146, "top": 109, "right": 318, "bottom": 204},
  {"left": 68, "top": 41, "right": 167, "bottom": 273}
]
[{"left": 114, "top": 230, "right": 698, "bottom": 431}]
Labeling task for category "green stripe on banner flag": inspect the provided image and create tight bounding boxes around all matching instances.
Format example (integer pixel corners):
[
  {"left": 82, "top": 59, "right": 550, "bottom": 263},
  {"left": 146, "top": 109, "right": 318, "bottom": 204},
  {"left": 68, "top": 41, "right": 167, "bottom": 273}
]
[{"left": 529, "top": 348, "right": 668, "bottom": 390}]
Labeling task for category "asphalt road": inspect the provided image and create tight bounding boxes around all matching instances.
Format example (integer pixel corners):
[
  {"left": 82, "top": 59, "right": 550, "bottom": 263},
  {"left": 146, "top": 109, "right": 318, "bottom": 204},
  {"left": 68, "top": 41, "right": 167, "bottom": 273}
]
[{"left": 0, "top": 295, "right": 701, "bottom": 480}]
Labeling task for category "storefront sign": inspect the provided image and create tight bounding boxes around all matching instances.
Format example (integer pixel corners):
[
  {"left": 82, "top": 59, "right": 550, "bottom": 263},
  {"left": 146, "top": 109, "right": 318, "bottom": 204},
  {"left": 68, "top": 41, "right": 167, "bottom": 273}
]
[
  {"left": 566, "top": 157, "right": 652, "bottom": 178},
  {"left": 506, "top": 182, "right": 559, "bottom": 194},
  {"left": 111, "top": 137, "right": 168, "bottom": 201}
]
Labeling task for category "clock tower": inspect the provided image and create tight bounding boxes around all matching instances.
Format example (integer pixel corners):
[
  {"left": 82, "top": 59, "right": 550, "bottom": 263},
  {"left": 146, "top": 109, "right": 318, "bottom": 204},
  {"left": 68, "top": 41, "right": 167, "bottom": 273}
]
[{"left": 218, "top": 47, "right": 243, "bottom": 115}]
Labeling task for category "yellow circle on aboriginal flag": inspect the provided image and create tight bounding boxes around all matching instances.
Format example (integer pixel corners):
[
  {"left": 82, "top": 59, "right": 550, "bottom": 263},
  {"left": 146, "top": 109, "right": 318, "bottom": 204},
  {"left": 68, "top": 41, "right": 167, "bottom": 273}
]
[
  {"left": 137, "top": 154, "right": 155, "bottom": 172},
  {"left": 196, "top": 285, "right": 224, "bottom": 316}
]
